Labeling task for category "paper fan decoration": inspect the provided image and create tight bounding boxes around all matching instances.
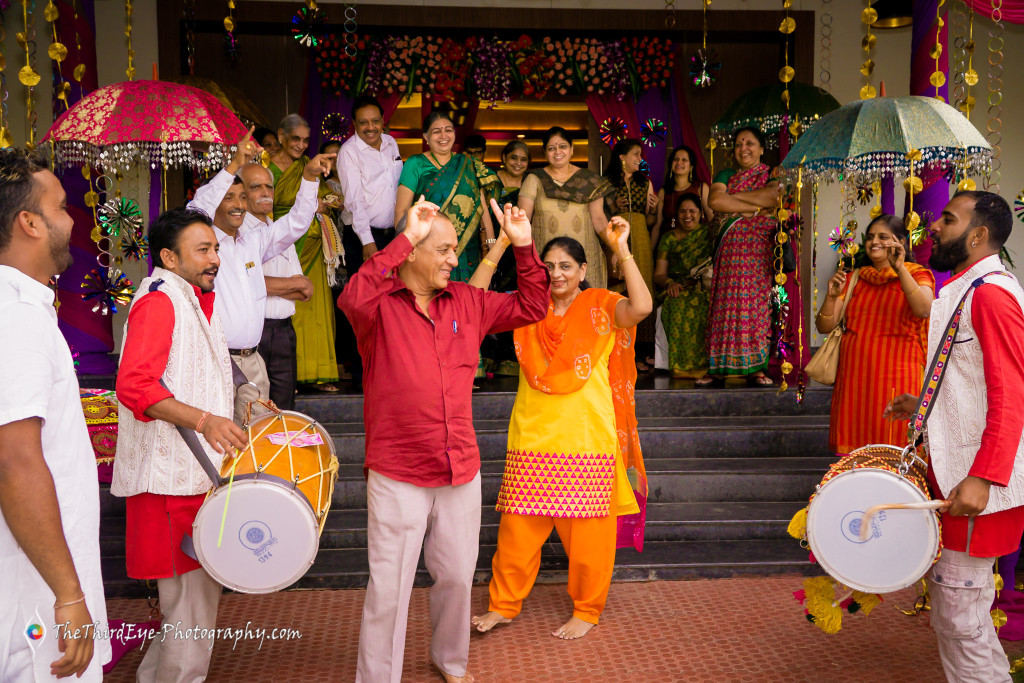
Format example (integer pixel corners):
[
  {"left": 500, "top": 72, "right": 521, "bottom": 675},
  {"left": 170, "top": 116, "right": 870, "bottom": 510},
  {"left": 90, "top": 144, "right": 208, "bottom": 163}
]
[
  {"left": 640, "top": 118, "right": 667, "bottom": 147},
  {"left": 599, "top": 117, "right": 628, "bottom": 147},
  {"left": 1015, "top": 189, "right": 1024, "bottom": 223},
  {"left": 690, "top": 48, "right": 721, "bottom": 88},
  {"left": 828, "top": 225, "right": 855, "bottom": 254},
  {"left": 97, "top": 197, "right": 143, "bottom": 238},
  {"left": 638, "top": 160, "right": 651, "bottom": 180},
  {"left": 321, "top": 113, "right": 352, "bottom": 143},
  {"left": 81, "top": 268, "right": 135, "bottom": 315},
  {"left": 856, "top": 185, "right": 874, "bottom": 205},
  {"left": 292, "top": 5, "right": 326, "bottom": 48},
  {"left": 120, "top": 232, "right": 149, "bottom": 262}
]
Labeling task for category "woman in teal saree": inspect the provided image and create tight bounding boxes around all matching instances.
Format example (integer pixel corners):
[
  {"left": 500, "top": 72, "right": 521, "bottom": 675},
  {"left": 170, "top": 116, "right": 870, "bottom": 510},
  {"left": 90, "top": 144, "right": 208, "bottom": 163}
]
[{"left": 395, "top": 111, "right": 499, "bottom": 282}]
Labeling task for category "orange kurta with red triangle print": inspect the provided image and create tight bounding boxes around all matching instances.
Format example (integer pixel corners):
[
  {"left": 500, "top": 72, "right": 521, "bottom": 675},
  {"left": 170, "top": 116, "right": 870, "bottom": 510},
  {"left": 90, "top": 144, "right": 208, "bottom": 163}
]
[{"left": 496, "top": 289, "right": 640, "bottom": 519}]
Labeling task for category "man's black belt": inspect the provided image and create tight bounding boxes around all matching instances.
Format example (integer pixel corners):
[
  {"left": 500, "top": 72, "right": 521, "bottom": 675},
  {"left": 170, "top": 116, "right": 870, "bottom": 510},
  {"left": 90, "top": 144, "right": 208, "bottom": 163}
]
[
  {"left": 229, "top": 346, "right": 259, "bottom": 357},
  {"left": 262, "top": 318, "right": 292, "bottom": 328}
]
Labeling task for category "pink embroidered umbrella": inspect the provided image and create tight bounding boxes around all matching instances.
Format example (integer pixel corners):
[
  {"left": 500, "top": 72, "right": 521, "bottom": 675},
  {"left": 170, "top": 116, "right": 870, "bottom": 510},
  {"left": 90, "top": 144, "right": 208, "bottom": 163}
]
[{"left": 42, "top": 79, "right": 248, "bottom": 174}]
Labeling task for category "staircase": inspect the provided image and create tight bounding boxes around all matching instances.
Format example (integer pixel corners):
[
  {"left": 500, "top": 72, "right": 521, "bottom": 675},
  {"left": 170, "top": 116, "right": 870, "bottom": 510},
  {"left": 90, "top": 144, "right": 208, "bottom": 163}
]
[{"left": 97, "top": 377, "right": 833, "bottom": 598}]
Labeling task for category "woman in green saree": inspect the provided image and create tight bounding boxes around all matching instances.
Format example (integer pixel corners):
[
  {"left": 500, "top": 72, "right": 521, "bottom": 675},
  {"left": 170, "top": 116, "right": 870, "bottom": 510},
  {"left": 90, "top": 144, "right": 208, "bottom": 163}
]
[
  {"left": 268, "top": 114, "right": 343, "bottom": 392},
  {"left": 395, "top": 111, "right": 499, "bottom": 282},
  {"left": 653, "top": 193, "right": 712, "bottom": 378}
]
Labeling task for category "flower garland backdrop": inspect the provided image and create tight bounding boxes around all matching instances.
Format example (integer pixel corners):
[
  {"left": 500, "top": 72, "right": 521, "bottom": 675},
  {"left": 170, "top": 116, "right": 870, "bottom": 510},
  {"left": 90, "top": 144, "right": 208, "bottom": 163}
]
[{"left": 314, "top": 32, "right": 674, "bottom": 101}]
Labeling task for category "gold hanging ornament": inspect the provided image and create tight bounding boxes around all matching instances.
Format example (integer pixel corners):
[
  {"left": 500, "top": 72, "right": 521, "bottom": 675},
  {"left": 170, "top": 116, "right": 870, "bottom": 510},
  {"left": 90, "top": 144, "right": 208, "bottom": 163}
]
[
  {"left": 779, "top": 0, "right": 795, "bottom": 110},
  {"left": 860, "top": 1, "right": 877, "bottom": 99},
  {"left": 125, "top": 0, "right": 135, "bottom": 81},
  {"left": 44, "top": 1, "right": 70, "bottom": 110},
  {"left": 20, "top": 0, "right": 40, "bottom": 148},
  {"left": 905, "top": 149, "right": 926, "bottom": 244},
  {"left": 985, "top": 0, "right": 1003, "bottom": 192},
  {"left": 705, "top": 137, "right": 717, "bottom": 177},
  {"left": 931, "top": 0, "right": 947, "bottom": 100}
]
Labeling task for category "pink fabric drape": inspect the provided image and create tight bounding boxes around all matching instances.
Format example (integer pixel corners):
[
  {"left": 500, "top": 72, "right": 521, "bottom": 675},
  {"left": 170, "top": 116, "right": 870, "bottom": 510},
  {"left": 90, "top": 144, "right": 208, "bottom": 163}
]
[
  {"left": 963, "top": 0, "right": 1024, "bottom": 22},
  {"left": 585, "top": 93, "right": 642, "bottom": 155},
  {"left": 669, "top": 44, "right": 711, "bottom": 185}
]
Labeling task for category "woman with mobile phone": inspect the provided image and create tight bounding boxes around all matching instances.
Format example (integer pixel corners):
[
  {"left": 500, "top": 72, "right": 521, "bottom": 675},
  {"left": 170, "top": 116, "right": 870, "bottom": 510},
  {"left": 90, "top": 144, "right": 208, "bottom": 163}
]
[{"left": 816, "top": 213, "right": 935, "bottom": 453}]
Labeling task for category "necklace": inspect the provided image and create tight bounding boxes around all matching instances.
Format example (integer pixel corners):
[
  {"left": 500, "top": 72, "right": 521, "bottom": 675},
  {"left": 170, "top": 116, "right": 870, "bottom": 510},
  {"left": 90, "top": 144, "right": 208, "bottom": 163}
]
[{"left": 429, "top": 151, "right": 450, "bottom": 169}]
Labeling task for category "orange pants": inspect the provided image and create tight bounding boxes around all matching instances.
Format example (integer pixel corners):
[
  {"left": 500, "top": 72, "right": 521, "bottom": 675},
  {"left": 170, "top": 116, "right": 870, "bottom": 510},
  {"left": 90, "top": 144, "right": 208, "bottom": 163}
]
[{"left": 487, "top": 510, "right": 617, "bottom": 625}]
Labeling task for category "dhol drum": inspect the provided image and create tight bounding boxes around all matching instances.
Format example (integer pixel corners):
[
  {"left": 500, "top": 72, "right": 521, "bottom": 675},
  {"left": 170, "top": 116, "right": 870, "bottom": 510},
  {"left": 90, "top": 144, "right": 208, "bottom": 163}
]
[
  {"left": 192, "top": 409, "right": 339, "bottom": 594},
  {"left": 805, "top": 444, "right": 942, "bottom": 594}
]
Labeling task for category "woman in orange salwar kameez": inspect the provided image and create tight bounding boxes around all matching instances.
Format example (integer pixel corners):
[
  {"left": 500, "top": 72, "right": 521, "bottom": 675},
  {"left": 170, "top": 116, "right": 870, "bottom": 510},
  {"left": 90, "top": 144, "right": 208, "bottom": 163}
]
[
  {"left": 472, "top": 220, "right": 652, "bottom": 640},
  {"left": 816, "top": 214, "right": 935, "bottom": 454}
]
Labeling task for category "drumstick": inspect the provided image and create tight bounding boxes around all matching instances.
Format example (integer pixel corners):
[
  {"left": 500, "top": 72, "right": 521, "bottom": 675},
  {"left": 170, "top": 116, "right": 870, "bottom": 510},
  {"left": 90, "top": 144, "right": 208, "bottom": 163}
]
[{"left": 859, "top": 500, "right": 951, "bottom": 541}]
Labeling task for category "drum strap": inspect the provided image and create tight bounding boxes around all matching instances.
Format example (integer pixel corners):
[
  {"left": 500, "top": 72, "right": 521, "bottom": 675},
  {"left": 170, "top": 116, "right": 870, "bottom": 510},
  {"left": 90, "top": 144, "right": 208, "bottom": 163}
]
[{"left": 909, "top": 272, "right": 1011, "bottom": 443}]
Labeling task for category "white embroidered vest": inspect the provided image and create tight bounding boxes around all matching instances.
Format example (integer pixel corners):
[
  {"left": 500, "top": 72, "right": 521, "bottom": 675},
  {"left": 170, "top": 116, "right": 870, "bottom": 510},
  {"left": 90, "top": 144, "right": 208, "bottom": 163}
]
[
  {"left": 111, "top": 268, "right": 235, "bottom": 497},
  {"left": 925, "top": 254, "right": 1024, "bottom": 514}
]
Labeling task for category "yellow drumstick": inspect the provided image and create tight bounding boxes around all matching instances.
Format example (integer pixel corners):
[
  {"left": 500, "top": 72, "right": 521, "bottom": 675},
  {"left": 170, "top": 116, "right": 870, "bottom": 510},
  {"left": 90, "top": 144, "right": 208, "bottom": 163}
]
[{"left": 859, "top": 500, "right": 950, "bottom": 541}]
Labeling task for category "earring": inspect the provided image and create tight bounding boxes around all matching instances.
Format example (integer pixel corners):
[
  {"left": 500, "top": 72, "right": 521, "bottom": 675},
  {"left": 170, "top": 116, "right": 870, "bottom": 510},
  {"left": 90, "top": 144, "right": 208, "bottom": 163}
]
[
  {"left": 972, "top": 241, "right": 977, "bottom": 248},
  {"left": 671, "top": 218, "right": 676, "bottom": 228}
]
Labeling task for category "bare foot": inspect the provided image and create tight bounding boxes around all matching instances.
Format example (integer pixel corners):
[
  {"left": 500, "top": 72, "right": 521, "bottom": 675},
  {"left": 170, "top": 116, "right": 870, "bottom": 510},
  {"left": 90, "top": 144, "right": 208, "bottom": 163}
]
[
  {"left": 434, "top": 663, "right": 475, "bottom": 683},
  {"left": 471, "top": 611, "right": 512, "bottom": 633},
  {"left": 551, "top": 616, "right": 595, "bottom": 640}
]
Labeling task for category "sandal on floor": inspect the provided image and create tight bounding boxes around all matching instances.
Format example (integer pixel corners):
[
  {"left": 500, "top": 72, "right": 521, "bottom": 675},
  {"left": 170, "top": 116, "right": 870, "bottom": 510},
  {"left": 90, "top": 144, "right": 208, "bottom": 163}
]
[
  {"left": 315, "top": 383, "right": 341, "bottom": 393},
  {"left": 746, "top": 372, "right": 774, "bottom": 387},
  {"left": 695, "top": 374, "right": 724, "bottom": 388}
]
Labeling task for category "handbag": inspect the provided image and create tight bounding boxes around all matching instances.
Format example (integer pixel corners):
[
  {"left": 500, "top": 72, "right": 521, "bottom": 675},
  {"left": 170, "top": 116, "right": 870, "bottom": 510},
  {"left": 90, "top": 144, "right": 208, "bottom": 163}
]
[
  {"left": 689, "top": 256, "right": 714, "bottom": 292},
  {"left": 804, "top": 268, "right": 859, "bottom": 386}
]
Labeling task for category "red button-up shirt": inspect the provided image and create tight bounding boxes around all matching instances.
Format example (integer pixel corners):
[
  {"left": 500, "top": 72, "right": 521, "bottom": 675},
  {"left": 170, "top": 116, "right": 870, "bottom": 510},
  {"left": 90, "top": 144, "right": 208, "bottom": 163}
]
[
  {"left": 116, "top": 284, "right": 217, "bottom": 421},
  {"left": 338, "top": 235, "right": 549, "bottom": 487},
  {"left": 928, "top": 264, "right": 1024, "bottom": 557}
]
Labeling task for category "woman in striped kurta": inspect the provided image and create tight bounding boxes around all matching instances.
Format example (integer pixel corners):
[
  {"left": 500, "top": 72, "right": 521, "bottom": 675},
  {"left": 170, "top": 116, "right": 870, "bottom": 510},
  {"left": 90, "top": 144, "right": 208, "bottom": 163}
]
[{"left": 816, "top": 214, "right": 935, "bottom": 453}]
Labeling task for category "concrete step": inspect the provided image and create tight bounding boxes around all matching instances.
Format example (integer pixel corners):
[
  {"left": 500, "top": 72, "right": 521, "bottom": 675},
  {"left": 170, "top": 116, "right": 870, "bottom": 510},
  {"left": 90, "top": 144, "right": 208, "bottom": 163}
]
[
  {"left": 294, "top": 379, "right": 833, "bottom": 423},
  {"left": 99, "top": 538, "right": 819, "bottom": 597},
  {"left": 98, "top": 457, "right": 829, "bottom": 516},
  {"left": 99, "top": 500, "right": 806, "bottom": 556},
  {"left": 319, "top": 415, "right": 831, "bottom": 464}
]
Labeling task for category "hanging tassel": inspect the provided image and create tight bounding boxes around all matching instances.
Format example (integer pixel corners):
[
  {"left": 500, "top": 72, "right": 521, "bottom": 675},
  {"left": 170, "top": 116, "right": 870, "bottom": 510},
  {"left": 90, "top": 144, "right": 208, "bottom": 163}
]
[
  {"left": 803, "top": 576, "right": 844, "bottom": 634},
  {"left": 851, "top": 591, "right": 882, "bottom": 616},
  {"left": 787, "top": 506, "right": 808, "bottom": 540}
]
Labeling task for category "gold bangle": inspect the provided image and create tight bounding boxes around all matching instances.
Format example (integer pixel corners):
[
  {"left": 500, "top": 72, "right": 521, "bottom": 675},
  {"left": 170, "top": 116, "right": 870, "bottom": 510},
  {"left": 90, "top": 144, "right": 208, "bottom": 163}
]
[
  {"left": 620, "top": 254, "right": 635, "bottom": 263},
  {"left": 481, "top": 258, "right": 498, "bottom": 269}
]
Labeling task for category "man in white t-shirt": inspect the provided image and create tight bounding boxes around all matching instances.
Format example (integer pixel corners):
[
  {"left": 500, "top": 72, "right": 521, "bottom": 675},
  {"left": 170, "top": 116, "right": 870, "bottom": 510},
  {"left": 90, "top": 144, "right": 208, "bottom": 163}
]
[
  {"left": 0, "top": 148, "right": 110, "bottom": 681},
  {"left": 240, "top": 163, "right": 314, "bottom": 410}
]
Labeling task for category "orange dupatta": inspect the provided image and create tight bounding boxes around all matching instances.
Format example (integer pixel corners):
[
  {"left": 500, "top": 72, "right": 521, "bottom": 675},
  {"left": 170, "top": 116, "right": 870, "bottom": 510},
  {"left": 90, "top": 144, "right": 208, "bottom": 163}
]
[{"left": 513, "top": 287, "right": 649, "bottom": 551}]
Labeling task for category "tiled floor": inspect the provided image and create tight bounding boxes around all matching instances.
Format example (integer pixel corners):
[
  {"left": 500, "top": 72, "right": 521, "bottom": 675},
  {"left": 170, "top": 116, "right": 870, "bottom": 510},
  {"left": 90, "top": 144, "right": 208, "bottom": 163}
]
[{"left": 103, "top": 575, "right": 1024, "bottom": 682}]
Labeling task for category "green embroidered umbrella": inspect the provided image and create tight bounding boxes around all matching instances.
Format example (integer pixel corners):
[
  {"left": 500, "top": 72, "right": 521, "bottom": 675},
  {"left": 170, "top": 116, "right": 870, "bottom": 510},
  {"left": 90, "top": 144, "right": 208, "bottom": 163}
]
[
  {"left": 710, "top": 82, "right": 841, "bottom": 149},
  {"left": 779, "top": 95, "right": 991, "bottom": 184}
]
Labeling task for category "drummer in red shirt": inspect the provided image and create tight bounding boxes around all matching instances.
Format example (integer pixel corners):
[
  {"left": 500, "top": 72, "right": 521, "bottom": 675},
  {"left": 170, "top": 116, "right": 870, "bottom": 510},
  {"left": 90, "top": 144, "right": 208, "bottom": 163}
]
[
  {"left": 887, "top": 191, "right": 1024, "bottom": 683},
  {"left": 339, "top": 198, "right": 549, "bottom": 683},
  {"left": 113, "top": 207, "right": 247, "bottom": 681}
]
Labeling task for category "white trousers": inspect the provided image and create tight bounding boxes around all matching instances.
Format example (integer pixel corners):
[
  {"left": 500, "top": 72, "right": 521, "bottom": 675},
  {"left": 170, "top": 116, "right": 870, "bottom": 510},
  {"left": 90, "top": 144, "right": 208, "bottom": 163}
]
[
  {"left": 135, "top": 569, "right": 222, "bottom": 683},
  {"left": 356, "top": 470, "right": 482, "bottom": 683},
  {"left": 928, "top": 548, "right": 1012, "bottom": 683}
]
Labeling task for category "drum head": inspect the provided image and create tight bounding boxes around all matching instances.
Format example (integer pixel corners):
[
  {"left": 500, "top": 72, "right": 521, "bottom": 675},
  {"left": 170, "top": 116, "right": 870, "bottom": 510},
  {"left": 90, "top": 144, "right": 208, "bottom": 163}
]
[
  {"left": 807, "top": 467, "right": 939, "bottom": 594},
  {"left": 193, "top": 479, "right": 319, "bottom": 594}
]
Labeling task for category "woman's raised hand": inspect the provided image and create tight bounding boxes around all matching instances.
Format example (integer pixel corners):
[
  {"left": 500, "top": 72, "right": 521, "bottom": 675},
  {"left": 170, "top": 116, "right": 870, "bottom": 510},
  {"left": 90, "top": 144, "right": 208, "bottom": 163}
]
[
  {"left": 827, "top": 269, "right": 847, "bottom": 298},
  {"left": 600, "top": 216, "right": 631, "bottom": 253},
  {"left": 489, "top": 198, "right": 532, "bottom": 247},
  {"left": 887, "top": 239, "right": 906, "bottom": 272}
]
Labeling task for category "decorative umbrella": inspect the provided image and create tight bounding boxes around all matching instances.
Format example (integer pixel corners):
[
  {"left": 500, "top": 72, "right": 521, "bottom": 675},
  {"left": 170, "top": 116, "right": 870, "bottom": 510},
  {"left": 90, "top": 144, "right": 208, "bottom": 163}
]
[
  {"left": 779, "top": 95, "right": 991, "bottom": 185},
  {"left": 165, "top": 75, "right": 270, "bottom": 129},
  {"left": 42, "top": 80, "right": 248, "bottom": 174},
  {"left": 710, "top": 82, "right": 841, "bottom": 148}
]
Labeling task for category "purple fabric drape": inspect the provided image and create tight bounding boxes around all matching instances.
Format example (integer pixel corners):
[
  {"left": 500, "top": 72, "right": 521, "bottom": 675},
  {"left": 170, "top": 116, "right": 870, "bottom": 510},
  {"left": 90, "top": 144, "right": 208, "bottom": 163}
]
[
  {"left": 909, "top": 0, "right": 951, "bottom": 290},
  {"left": 52, "top": 0, "right": 115, "bottom": 375},
  {"left": 634, "top": 89, "right": 673, "bottom": 192}
]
